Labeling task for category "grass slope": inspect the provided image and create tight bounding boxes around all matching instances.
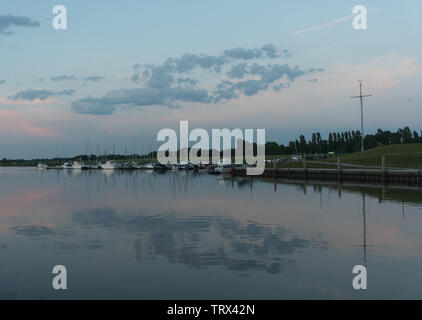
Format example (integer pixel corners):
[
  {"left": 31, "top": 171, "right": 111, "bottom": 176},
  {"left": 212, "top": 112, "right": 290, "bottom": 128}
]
[{"left": 329, "top": 144, "right": 422, "bottom": 169}]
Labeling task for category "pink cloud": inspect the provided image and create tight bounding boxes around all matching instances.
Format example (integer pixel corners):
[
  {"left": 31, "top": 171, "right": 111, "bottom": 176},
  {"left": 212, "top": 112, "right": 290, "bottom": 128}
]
[
  {"left": 0, "top": 97, "right": 52, "bottom": 105},
  {"left": 0, "top": 110, "right": 59, "bottom": 139}
]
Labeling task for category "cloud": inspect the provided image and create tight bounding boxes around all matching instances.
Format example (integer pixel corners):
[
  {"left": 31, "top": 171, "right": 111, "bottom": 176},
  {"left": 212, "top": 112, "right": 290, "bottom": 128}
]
[
  {"left": 50, "top": 75, "right": 77, "bottom": 82},
  {"left": 216, "top": 63, "right": 321, "bottom": 99},
  {"left": 84, "top": 76, "right": 104, "bottom": 82},
  {"left": 0, "top": 15, "right": 40, "bottom": 35},
  {"left": 9, "top": 89, "right": 76, "bottom": 101},
  {"left": 176, "top": 77, "right": 198, "bottom": 86},
  {"left": 72, "top": 44, "right": 321, "bottom": 115},
  {"left": 12, "top": 225, "right": 54, "bottom": 237},
  {"left": 215, "top": 79, "right": 269, "bottom": 100},
  {"left": 227, "top": 63, "right": 248, "bottom": 79},
  {"left": 293, "top": 8, "right": 381, "bottom": 35},
  {"left": 0, "top": 79, "right": 6, "bottom": 85},
  {"left": 261, "top": 44, "right": 279, "bottom": 58},
  {"left": 71, "top": 87, "right": 210, "bottom": 115},
  {"left": 130, "top": 44, "right": 291, "bottom": 84}
]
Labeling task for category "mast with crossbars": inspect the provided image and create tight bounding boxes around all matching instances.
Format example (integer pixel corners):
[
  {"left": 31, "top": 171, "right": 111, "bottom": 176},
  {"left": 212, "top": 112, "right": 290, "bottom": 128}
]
[{"left": 351, "top": 80, "right": 372, "bottom": 152}]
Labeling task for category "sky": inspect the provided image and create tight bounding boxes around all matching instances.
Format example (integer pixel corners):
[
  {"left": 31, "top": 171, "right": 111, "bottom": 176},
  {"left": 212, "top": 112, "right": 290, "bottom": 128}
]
[{"left": 1, "top": 0, "right": 421, "bottom": 158}]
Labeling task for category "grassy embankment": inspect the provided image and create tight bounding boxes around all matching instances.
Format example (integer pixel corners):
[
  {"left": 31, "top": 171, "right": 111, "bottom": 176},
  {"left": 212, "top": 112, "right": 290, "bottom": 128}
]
[{"left": 267, "top": 144, "right": 422, "bottom": 170}]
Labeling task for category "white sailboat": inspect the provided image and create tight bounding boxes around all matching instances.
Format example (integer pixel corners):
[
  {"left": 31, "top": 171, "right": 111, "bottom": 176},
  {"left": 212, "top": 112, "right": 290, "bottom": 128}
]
[
  {"left": 141, "top": 163, "right": 154, "bottom": 170},
  {"left": 215, "top": 158, "right": 232, "bottom": 174},
  {"left": 101, "top": 160, "right": 120, "bottom": 170},
  {"left": 61, "top": 162, "right": 73, "bottom": 169},
  {"left": 37, "top": 163, "right": 48, "bottom": 169},
  {"left": 72, "top": 161, "right": 82, "bottom": 170}
]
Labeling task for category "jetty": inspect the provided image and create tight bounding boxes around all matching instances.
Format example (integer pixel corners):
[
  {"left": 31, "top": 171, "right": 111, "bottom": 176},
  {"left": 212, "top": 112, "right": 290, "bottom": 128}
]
[{"left": 233, "top": 156, "right": 422, "bottom": 185}]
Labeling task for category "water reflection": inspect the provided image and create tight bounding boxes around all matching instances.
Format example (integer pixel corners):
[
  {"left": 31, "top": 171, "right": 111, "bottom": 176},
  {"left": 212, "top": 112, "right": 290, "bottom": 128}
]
[
  {"left": 1, "top": 168, "right": 422, "bottom": 299},
  {"left": 12, "top": 225, "right": 55, "bottom": 238},
  {"left": 72, "top": 208, "right": 327, "bottom": 273}
]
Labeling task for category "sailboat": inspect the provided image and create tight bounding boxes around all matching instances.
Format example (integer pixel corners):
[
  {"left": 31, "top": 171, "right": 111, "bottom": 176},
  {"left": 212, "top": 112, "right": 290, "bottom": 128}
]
[
  {"left": 72, "top": 157, "right": 89, "bottom": 170},
  {"left": 102, "top": 160, "right": 120, "bottom": 170},
  {"left": 61, "top": 162, "right": 73, "bottom": 169},
  {"left": 37, "top": 163, "right": 48, "bottom": 169},
  {"left": 100, "top": 147, "right": 121, "bottom": 170},
  {"left": 72, "top": 161, "right": 82, "bottom": 170},
  {"left": 141, "top": 162, "right": 154, "bottom": 170},
  {"left": 215, "top": 159, "right": 232, "bottom": 174}
]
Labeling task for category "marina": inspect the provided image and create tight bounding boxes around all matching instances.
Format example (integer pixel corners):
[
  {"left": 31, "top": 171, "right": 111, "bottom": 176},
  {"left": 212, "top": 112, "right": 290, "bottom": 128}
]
[{"left": 36, "top": 155, "right": 422, "bottom": 185}]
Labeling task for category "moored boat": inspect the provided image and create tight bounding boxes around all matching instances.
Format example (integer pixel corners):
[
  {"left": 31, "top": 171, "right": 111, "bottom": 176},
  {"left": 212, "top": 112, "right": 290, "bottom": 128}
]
[
  {"left": 72, "top": 161, "right": 82, "bottom": 170},
  {"left": 141, "top": 163, "right": 154, "bottom": 170},
  {"left": 101, "top": 161, "right": 120, "bottom": 170},
  {"left": 215, "top": 159, "right": 233, "bottom": 174},
  {"left": 37, "top": 163, "right": 48, "bottom": 170},
  {"left": 61, "top": 162, "right": 73, "bottom": 169}
]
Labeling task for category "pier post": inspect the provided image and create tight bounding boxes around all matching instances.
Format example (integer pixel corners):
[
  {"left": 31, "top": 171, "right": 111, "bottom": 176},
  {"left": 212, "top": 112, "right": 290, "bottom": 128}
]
[
  {"left": 337, "top": 157, "right": 342, "bottom": 182},
  {"left": 273, "top": 160, "right": 277, "bottom": 179},
  {"left": 382, "top": 183, "right": 386, "bottom": 202},
  {"left": 381, "top": 156, "right": 387, "bottom": 184},
  {"left": 303, "top": 158, "right": 307, "bottom": 180}
]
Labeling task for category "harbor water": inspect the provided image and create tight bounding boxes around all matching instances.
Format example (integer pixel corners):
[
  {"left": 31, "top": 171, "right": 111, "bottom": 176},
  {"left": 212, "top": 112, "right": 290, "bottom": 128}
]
[{"left": 1, "top": 167, "right": 422, "bottom": 299}]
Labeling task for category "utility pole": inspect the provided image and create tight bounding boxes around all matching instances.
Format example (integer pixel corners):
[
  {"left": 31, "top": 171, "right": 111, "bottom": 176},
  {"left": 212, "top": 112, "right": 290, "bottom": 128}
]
[{"left": 351, "top": 80, "right": 372, "bottom": 152}]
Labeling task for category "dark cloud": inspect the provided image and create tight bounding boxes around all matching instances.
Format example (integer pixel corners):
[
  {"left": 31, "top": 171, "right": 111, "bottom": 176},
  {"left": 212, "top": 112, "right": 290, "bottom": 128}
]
[
  {"left": 51, "top": 75, "right": 77, "bottom": 82},
  {"left": 130, "top": 44, "right": 290, "bottom": 84},
  {"left": 0, "top": 79, "right": 6, "bottom": 85},
  {"left": 72, "top": 44, "right": 323, "bottom": 115},
  {"left": 176, "top": 77, "right": 198, "bottom": 86},
  {"left": 249, "top": 63, "right": 306, "bottom": 82},
  {"left": 12, "top": 225, "right": 54, "bottom": 238},
  {"left": 84, "top": 76, "right": 104, "bottom": 82},
  {"left": 0, "top": 15, "right": 40, "bottom": 35},
  {"left": 147, "top": 64, "right": 175, "bottom": 88},
  {"left": 216, "top": 63, "right": 318, "bottom": 100},
  {"left": 214, "top": 79, "right": 269, "bottom": 101},
  {"left": 308, "top": 68, "right": 324, "bottom": 73},
  {"left": 71, "top": 87, "right": 209, "bottom": 115},
  {"left": 224, "top": 47, "right": 263, "bottom": 60},
  {"left": 273, "top": 83, "right": 285, "bottom": 91},
  {"left": 261, "top": 44, "right": 279, "bottom": 58},
  {"left": 58, "top": 89, "right": 76, "bottom": 96},
  {"left": 173, "top": 54, "right": 226, "bottom": 73},
  {"left": 9, "top": 88, "right": 76, "bottom": 101},
  {"left": 227, "top": 63, "right": 248, "bottom": 79}
]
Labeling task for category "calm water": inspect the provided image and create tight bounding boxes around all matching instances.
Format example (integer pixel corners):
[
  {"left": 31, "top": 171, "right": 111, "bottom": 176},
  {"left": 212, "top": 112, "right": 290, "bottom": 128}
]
[{"left": 1, "top": 167, "right": 422, "bottom": 299}]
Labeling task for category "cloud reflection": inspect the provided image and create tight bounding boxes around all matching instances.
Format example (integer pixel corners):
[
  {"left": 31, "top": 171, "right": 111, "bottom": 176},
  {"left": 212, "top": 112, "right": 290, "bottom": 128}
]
[{"left": 73, "top": 208, "right": 328, "bottom": 274}]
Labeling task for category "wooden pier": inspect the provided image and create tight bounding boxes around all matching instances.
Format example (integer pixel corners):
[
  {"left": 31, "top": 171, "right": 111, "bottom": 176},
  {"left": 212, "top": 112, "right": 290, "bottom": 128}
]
[{"left": 233, "top": 157, "right": 422, "bottom": 186}]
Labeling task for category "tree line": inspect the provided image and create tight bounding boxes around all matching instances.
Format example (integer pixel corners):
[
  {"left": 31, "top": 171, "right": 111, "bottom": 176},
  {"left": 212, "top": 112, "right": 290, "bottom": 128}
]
[
  {"left": 265, "top": 126, "right": 422, "bottom": 155},
  {"left": 2, "top": 127, "right": 421, "bottom": 164}
]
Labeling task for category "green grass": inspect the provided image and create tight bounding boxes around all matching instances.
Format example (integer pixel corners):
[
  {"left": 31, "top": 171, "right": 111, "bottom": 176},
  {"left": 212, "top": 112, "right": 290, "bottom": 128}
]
[
  {"left": 324, "top": 144, "right": 422, "bottom": 169},
  {"left": 265, "top": 144, "right": 422, "bottom": 169}
]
